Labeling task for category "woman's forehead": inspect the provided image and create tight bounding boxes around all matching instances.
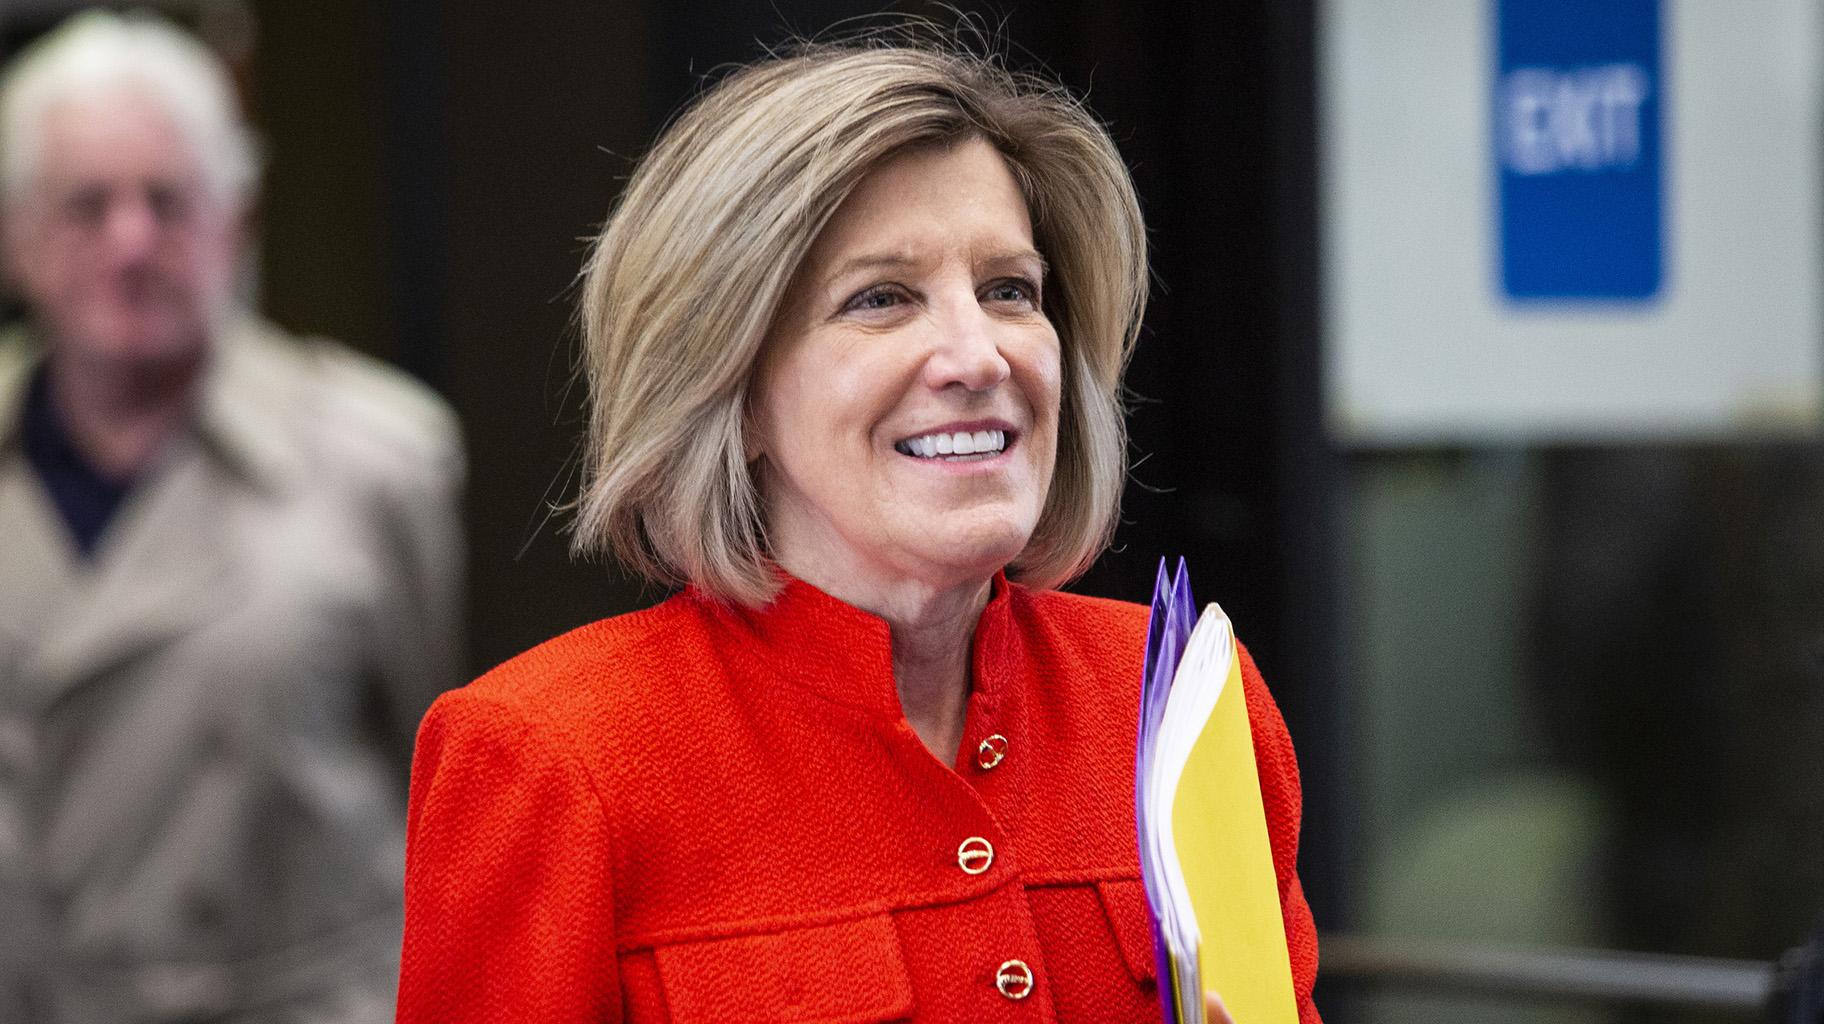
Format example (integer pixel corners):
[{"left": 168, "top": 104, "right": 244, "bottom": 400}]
[{"left": 802, "top": 139, "right": 1035, "bottom": 271}]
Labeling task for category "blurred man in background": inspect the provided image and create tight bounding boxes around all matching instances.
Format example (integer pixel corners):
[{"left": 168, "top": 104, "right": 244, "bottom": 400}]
[{"left": 0, "top": 11, "right": 462, "bottom": 1022}]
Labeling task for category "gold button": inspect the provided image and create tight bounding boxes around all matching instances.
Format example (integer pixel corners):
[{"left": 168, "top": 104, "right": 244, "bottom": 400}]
[
  {"left": 957, "top": 836, "right": 994, "bottom": 875},
  {"left": 976, "top": 733, "right": 1008, "bottom": 770},
  {"left": 996, "top": 959, "right": 1034, "bottom": 1000}
]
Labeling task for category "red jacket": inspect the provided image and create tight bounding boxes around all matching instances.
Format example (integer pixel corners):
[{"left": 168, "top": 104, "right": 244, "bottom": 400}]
[{"left": 398, "top": 574, "right": 1320, "bottom": 1022}]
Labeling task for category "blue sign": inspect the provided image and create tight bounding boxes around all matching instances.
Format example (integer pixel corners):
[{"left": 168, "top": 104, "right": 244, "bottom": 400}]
[{"left": 1496, "top": 0, "right": 1663, "bottom": 300}]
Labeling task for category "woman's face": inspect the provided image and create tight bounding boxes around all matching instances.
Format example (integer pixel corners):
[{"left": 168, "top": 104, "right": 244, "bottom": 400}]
[{"left": 751, "top": 137, "right": 1062, "bottom": 598}]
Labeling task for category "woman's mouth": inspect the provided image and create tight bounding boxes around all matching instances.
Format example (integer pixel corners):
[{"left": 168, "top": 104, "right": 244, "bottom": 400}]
[{"left": 894, "top": 428, "right": 1009, "bottom": 461}]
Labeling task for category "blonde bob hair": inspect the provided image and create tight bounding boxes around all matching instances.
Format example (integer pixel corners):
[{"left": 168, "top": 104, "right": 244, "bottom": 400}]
[{"left": 572, "top": 39, "right": 1147, "bottom": 606}]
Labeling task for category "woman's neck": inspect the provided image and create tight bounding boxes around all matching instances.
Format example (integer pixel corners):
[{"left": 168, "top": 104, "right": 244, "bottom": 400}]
[
  {"left": 881, "top": 578, "right": 990, "bottom": 766},
  {"left": 782, "top": 558, "right": 992, "bottom": 765}
]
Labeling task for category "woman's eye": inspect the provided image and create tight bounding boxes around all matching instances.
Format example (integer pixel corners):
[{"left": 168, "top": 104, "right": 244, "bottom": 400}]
[
  {"left": 844, "top": 286, "right": 905, "bottom": 313},
  {"left": 984, "top": 278, "right": 1039, "bottom": 307}
]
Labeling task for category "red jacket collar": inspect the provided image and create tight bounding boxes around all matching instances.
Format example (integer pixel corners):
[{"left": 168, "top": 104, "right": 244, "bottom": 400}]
[{"left": 688, "top": 569, "right": 1021, "bottom": 719}]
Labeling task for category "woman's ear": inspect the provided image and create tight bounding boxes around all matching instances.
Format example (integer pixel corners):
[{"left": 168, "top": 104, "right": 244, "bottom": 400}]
[
  {"left": 741, "top": 341, "right": 777, "bottom": 465},
  {"left": 739, "top": 396, "right": 766, "bottom": 464}
]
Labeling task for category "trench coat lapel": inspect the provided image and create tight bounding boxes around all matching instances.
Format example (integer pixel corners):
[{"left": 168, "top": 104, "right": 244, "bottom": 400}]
[
  {"left": 0, "top": 324, "right": 292, "bottom": 714},
  {"left": 14, "top": 439, "right": 243, "bottom": 711},
  {"left": 0, "top": 335, "right": 78, "bottom": 679},
  {"left": 0, "top": 456, "right": 79, "bottom": 656}
]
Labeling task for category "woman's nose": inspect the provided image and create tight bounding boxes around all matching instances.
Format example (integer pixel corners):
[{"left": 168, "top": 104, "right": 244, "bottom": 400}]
[{"left": 923, "top": 295, "right": 1012, "bottom": 392}]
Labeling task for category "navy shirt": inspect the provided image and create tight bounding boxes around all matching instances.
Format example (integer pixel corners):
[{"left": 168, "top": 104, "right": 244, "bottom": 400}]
[{"left": 20, "top": 367, "right": 133, "bottom": 557}]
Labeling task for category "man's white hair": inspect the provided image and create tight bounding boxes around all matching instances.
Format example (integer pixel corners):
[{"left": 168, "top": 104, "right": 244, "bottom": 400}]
[{"left": 0, "top": 9, "right": 260, "bottom": 207}]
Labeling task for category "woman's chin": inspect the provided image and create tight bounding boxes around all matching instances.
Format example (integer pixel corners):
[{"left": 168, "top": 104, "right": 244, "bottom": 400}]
[{"left": 899, "top": 519, "right": 1035, "bottom": 583}]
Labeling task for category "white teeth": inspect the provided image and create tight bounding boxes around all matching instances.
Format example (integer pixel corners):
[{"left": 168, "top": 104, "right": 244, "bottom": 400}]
[{"left": 896, "top": 429, "right": 1008, "bottom": 460}]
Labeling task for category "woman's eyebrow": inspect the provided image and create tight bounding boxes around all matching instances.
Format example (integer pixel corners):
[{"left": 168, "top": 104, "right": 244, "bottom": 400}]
[
  {"left": 978, "top": 248, "right": 1049, "bottom": 276},
  {"left": 825, "top": 246, "right": 1047, "bottom": 284},
  {"left": 824, "top": 251, "right": 922, "bottom": 283}
]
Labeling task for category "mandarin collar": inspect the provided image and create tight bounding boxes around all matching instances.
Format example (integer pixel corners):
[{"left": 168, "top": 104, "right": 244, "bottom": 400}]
[{"left": 692, "top": 569, "right": 1022, "bottom": 719}]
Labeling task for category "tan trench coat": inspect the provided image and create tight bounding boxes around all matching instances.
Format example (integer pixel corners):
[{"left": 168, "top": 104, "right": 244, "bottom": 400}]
[{"left": 0, "top": 319, "right": 463, "bottom": 1023}]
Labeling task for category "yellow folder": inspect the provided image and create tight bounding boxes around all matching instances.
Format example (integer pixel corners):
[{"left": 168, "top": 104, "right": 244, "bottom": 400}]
[{"left": 1167, "top": 621, "right": 1298, "bottom": 1023}]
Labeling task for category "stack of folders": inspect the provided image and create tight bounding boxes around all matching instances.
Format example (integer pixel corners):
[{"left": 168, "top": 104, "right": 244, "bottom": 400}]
[{"left": 1136, "top": 559, "right": 1298, "bottom": 1024}]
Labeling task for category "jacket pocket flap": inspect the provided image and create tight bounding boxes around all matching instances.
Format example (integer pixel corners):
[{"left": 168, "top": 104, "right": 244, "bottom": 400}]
[
  {"left": 654, "top": 914, "right": 914, "bottom": 1023},
  {"left": 1097, "top": 879, "right": 1158, "bottom": 986}
]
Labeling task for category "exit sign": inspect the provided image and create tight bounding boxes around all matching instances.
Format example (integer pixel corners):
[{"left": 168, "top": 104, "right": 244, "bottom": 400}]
[{"left": 1496, "top": 0, "right": 1663, "bottom": 300}]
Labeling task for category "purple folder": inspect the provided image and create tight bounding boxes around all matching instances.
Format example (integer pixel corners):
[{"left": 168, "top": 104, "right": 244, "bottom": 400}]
[{"left": 1137, "top": 558, "right": 1197, "bottom": 1024}]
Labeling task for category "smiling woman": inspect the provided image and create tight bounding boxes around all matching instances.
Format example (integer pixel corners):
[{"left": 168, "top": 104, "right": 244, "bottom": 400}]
[
  {"left": 753, "top": 138, "right": 1063, "bottom": 760},
  {"left": 397, "top": 36, "right": 1319, "bottom": 1024}
]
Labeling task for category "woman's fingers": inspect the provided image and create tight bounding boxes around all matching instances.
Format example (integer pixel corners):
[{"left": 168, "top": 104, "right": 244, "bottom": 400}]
[{"left": 1205, "top": 992, "right": 1236, "bottom": 1024}]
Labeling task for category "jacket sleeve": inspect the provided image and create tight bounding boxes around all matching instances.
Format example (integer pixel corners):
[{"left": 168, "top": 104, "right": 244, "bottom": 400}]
[
  {"left": 396, "top": 689, "right": 620, "bottom": 1022},
  {"left": 1238, "top": 642, "right": 1323, "bottom": 1024}
]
